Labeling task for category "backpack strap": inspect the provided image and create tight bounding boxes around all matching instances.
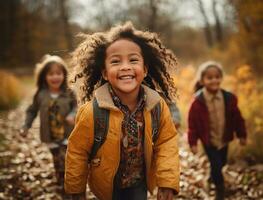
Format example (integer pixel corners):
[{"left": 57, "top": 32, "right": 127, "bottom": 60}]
[
  {"left": 151, "top": 102, "right": 161, "bottom": 143},
  {"left": 88, "top": 98, "right": 109, "bottom": 163},
  {"left": 89, "top": 100, "right": 161, "bottom": 163}
]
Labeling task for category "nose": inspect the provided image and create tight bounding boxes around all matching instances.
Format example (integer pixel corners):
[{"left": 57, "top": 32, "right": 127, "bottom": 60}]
[{"left": 119, "top": 61, "right": 131, "bottom": 71}]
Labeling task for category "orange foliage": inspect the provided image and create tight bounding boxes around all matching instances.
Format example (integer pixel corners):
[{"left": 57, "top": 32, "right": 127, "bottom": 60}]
[{"left": 0, "top": 70, "right": 23, "bottom": 110}]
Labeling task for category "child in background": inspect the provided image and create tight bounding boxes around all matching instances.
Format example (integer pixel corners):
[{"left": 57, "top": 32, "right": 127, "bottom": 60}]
[
  {"left": 20, "top": 55, "right": 77, "bottom": 198},
  {"left": 65, "top": 22, "right": 179, "bottom": 200},
  {"left": 187, "top": 61, "right": 247, "bottom": 200}
]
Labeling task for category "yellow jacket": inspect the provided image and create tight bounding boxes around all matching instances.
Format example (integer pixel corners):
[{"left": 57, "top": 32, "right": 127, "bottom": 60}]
[{"left": 65, "top": 83, "right": 179, "bottom": 200}]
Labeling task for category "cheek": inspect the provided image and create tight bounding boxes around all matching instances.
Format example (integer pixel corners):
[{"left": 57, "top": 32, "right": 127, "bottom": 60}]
[
  {"left": 45, "top": 76, "right": 51, "bottom": 82},
  {"left": 136, "top": 65, "right": 146, "bottom": 75},
  {"left": 103, "top": 68, "right": 116, "bottom": 80},
  {"left": 202, "top": 79, "right": 212, "bottom": 86},
  {"left": 138, "top": 70, "right": 146, "bottom": 79},
  {"left": 200, "top": 79, "right": 206, "bottom": 85}
]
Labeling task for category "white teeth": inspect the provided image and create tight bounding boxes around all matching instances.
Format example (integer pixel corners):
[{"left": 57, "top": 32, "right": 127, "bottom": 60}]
[{"left": 119, "top": 75, "right": 133, "bottom": 80}]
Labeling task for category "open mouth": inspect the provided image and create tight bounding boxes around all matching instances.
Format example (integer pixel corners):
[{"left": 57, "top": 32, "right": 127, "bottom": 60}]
[{"left": 118, "top": 75, "right": 135, "bottom": 80}]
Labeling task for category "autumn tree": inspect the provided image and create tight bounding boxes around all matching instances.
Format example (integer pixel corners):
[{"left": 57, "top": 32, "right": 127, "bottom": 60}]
[
  {"left": 0, "top": 0, "right": 76, "bottom": 68},
  {"left": 231, "top": 0, "right": 263, "bottom": 75}
]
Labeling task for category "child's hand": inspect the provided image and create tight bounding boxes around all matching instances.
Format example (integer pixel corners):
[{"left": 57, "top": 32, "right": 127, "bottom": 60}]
[
  {"left": 239, "top": 138, "right": 246, "bottom": 146},
  {"left": 71, "top": 193, "right": 86, "bottom": 200},
  {"left": 66, "top": 115, "right": 75, "bottom": 126},
  {"left": 190, "top": 145, "right": 198, "bottom": 154},
  {"left": 19, "top": 128, "right": 28, "bottom": 137},
  {"left": 157, "top": 187, "right": 174, "bottom": 200}
]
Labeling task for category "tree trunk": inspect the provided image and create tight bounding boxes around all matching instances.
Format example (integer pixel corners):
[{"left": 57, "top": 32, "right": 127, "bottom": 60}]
[
  {"left": 212, "top": 0, "right": 223, "bottom": 42},
  {"left": 58, "top": 0, "right": 73, "bottom": 50},
  {"left": 197, "top": 0, "right": 213, "bottom": 47},
  {"left": 148, "top": 0, "right": 158, "bottom": 31},
  {"left": 0, "top": 0, "right": 20, "bottom": 63}
]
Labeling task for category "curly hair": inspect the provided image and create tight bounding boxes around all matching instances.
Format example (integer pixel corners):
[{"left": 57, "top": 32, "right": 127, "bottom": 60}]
[{"left": 69, "top": 21, "right": 178, "bottom": 104}]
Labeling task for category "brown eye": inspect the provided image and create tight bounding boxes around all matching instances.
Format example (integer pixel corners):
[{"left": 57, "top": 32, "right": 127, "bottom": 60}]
[
  {"left": 130, "top": 58, "right": 139, "bottom": 63},
  {"left": 111, "top": 59, "right": 119, "bottom": 64}
]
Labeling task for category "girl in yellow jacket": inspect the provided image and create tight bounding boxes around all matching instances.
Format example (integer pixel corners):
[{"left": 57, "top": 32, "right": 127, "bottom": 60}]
[{"left": 65, "top": 22, "right": 180, "bottom": 200}]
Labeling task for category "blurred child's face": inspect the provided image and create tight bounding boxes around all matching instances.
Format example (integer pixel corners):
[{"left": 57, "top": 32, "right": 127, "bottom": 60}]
[
  {"left": 201, "top": 66, "right": 222, "bottom": 93},
  {"left": 45, "top": 64, "right": 64, "bottom": 92},
  {"left": 103, "top": 39, "right": 147, "bottom": 97}
]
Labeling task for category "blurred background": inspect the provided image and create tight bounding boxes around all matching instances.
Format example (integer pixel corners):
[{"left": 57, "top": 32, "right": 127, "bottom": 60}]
[{"left": 0, "top": 0, "right": 262, "bottom": 199}]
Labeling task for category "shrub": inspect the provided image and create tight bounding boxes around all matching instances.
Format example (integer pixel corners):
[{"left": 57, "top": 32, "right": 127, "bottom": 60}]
[
  {"left": 0, "top": 70, "right": 23, "bottom": 110},
  {"left": 228, "top": 65, "right": 263, "bottom": 163}
]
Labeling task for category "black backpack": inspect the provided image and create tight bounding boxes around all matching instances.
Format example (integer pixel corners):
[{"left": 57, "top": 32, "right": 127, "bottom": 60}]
[{"left": 88, "top": 98, "right": 161, "bottom": 163}]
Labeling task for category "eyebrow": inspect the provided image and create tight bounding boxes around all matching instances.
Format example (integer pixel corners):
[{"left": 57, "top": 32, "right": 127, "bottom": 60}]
[{"left": 108, "top": 52, "right": 141, "bottom": 57}]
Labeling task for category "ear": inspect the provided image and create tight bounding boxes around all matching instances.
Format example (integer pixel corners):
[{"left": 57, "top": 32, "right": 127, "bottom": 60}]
[
  {"left": 102, "top": 69, "right": 108, "bottom": 80},
  {"left": 144, "top": 65, "right": 148, "bottom": 78}
]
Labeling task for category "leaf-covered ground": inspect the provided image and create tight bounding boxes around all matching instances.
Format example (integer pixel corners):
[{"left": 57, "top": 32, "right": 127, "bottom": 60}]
[{"left": 0, "top": 97, "right": 262, "bottom": 200}]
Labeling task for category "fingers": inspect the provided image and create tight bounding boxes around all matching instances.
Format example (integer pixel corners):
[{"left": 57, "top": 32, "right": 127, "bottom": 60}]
[
  {"left": 66, "top": 116, "right": 75, "bottom": 125},
  {"left": 157, "top": 188, "right": 174, "bottom": 200},
  {"left": 191, "top": 145, "right": 198, "bottom": 154}
]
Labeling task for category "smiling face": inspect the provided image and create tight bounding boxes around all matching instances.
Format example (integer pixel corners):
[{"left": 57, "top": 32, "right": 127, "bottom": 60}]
[
  {"left": 103, "top": 39, "right": 147, "bottom": 98},
  {"left": 45, "top": 63, "right": 65, "bottom": 92},
  {"left": 201, "top": 66, "right": 223, "bottom": 94}
]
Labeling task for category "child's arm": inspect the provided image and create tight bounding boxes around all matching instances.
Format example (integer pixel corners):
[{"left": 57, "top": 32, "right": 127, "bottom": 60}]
[
  {"left": 154, "top": 99, "right": 180, "bottom": 195},
  {"left": 64, "top": 103, "right": 94, "bottom": 195},
  {"left": 66, "top": 92, "right": 78, "bottom": 126},
  {"left": 20, "top": 95, "right": 40, "bottom": 136},
  {"left": 232, "top": 95, "right": 247, "bottom": 144}
]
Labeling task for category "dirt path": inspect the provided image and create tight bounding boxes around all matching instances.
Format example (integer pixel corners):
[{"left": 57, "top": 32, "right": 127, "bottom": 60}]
[{"left": 0, "top": 96, "right": 262, "bottom": 200}]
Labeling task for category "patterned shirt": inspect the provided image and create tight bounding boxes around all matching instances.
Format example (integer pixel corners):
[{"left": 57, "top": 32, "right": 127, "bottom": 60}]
[
  {"left": 109, "top": 86, "right": 146, "bottom": 188},
  {"left": 48, "top": 96, "right": 65, "bottom": 142}
]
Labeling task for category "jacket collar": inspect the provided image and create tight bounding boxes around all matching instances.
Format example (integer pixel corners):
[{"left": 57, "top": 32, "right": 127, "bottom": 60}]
[
  {"left": 195, "top": 88, "right": 231, "bottom": 106},
  {"left": 203, "top": 88, "right": 223, "bottom": 102},
  {"left": 94, "top": 83, "right": 161, "bottom": 111}
]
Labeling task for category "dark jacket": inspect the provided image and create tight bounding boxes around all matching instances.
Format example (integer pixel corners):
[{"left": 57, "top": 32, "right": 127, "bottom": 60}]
[
  {"left": 187, "top": 89, "right": 247, "bottom": 147},
  {"left": 24, "top": 89, "right": 77, "bottom": 143}
]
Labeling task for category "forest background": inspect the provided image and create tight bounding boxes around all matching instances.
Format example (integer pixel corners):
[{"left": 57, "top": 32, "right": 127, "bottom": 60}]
[{"left": 0, "top": 0, "right": 262, "bottom": 163}]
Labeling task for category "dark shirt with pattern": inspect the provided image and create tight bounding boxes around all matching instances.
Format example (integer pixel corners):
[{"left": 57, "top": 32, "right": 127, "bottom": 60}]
[
  {"left": 109, "top": 86, "right": 146, "bottom": 189},
  {"left": 48, "top": 98, "right": 65, "bottom": 142}
]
